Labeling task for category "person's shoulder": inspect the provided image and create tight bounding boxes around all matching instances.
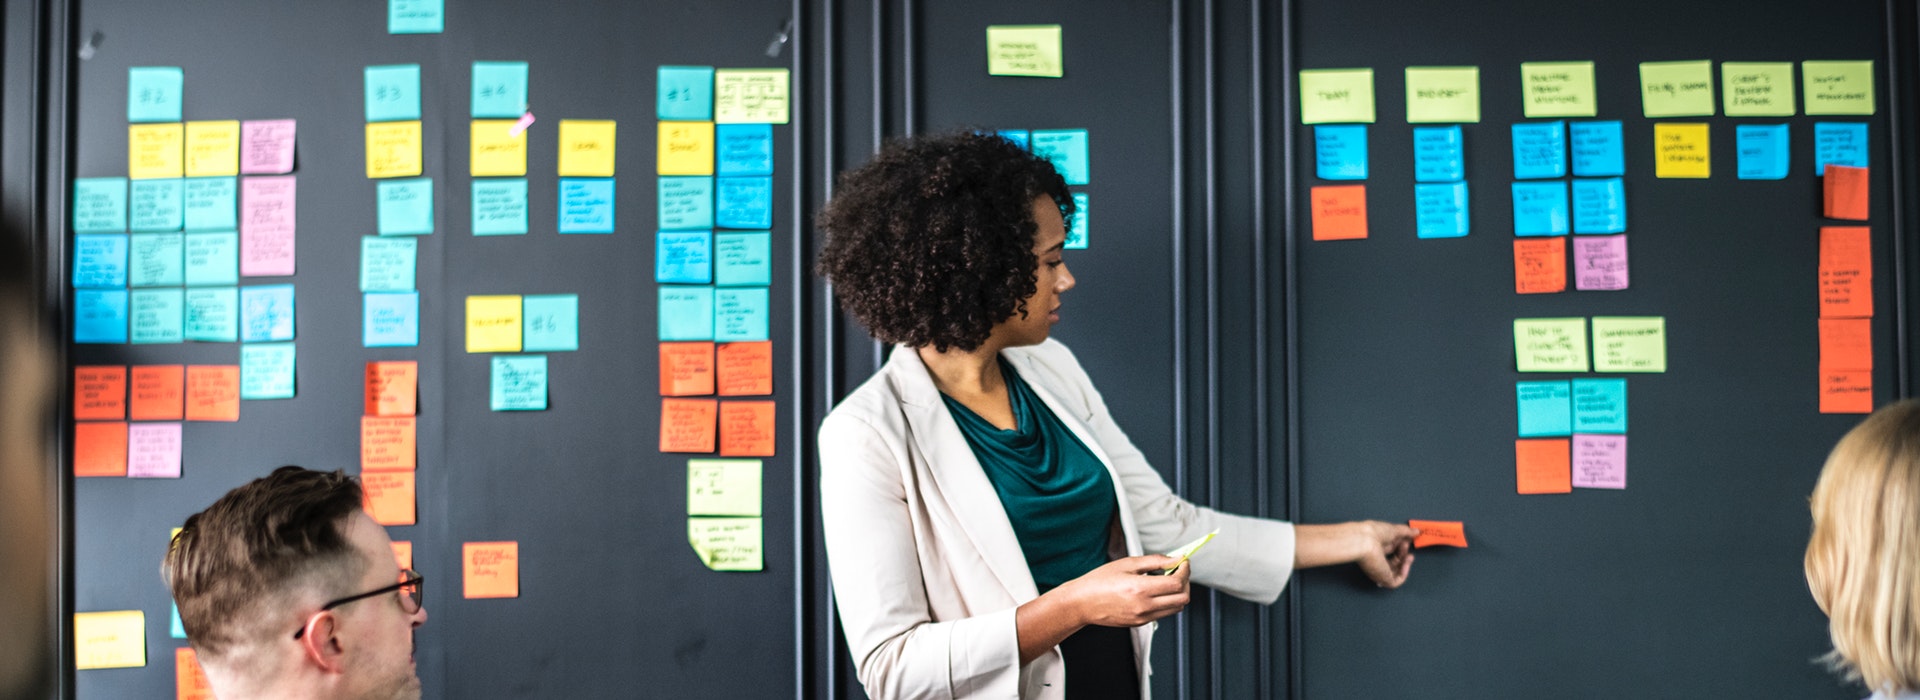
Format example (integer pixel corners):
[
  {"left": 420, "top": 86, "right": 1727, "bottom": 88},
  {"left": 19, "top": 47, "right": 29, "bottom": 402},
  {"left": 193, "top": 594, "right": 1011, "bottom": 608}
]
[{"left": 820, "top": 360, "right": 909, "bottom": 436}]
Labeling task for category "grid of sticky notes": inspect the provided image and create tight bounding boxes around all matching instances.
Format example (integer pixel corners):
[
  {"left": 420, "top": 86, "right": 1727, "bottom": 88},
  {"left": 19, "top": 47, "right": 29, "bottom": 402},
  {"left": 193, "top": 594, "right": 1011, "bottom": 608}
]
[
  {"left": 688, "top": 459, "right": 764, "bottom": 571},
  {"left": 1508, "top": 120, "right": 1627, "bottom": 293},
  {"left": 465, "top": 294, "right": 578, "bottom": 411},
  {"left": 1511, "top": 317, "right": 1662, "bottom": 493},
  {"left": 361, "top": 361, "right": 419, "bottom": 526},
  {"left": 72, "top": 364, "right": 235, "bottom": 478},
  {"left": 993, "top": 128, "right": 1091, "bottom": 248}
]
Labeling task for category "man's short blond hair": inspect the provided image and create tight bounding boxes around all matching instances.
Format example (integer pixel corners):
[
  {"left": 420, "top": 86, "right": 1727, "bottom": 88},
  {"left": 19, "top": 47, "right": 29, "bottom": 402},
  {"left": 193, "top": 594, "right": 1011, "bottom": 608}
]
[{"left": 1806, "top": 400, "right": 1920, "bottom": 693}]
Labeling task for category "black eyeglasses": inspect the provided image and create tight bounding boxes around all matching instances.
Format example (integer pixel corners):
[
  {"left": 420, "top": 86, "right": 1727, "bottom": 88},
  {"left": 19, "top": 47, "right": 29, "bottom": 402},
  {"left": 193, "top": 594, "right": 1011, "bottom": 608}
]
[{"left": 293, "top": 569, "right": 424, "bottom": 639}]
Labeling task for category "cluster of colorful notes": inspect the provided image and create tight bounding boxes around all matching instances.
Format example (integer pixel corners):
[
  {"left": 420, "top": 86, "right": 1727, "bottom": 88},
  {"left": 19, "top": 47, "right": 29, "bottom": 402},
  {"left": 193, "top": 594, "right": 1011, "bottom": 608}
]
[
  {"left": 361, "top": 361, "right": 420, "bottom": 526},
  {"left": 73, "top": 367, "right": 231, "bottom": 478},
  {"left": 464, "top": 294, "right": 580, "bottom": 412},
  {"left": 1511, "top": 318, "right": 1658, "bottom": 493}
]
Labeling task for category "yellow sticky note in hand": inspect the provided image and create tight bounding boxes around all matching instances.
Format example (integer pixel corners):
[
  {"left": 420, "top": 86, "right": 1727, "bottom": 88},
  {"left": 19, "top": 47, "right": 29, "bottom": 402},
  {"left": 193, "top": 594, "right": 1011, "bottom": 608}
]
[
  {"left": 129, "top": 123, "right": 184, "bottom": 179},
  {"left": 714, "top": 69, "right": 791, "bottom": 124},
  {"left": 471, "top": 119, "right": 528, "bottom": 177},
  {"left": 689, "top": 517, "right": 764, "bottom": 571},
  {"left": 1159, "top": 528, "right": 1219, "bottom": 574},
  {"left": 657, "top": 121, "right": 715, "bottom": 175},
  {"left": 75, "top": 610, "right": 146, "bottom": 669},
  {"left": 1653, "top": 122, "right": 1710, "bottom": 178},
  {"left": 557, "top": 120, "right": 617, "bottom": 177},
  {"left": 365, "top": 121, "right": 423, "bottom": 179},
  {"left": 987, "top": 25, "right": 1064, "bottom": 78},
  {"left": 465, "top": 295, "right": 523, "bottom": 353},
  {"left": 184, "top": 120, "right": 241, "bottom": 177}
]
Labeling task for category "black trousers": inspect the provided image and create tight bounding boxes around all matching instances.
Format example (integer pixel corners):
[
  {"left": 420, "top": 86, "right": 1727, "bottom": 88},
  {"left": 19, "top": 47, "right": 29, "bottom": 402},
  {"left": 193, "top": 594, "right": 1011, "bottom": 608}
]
[{"left": 1062, "top": 623, "right": 1140, "bottom": 698}]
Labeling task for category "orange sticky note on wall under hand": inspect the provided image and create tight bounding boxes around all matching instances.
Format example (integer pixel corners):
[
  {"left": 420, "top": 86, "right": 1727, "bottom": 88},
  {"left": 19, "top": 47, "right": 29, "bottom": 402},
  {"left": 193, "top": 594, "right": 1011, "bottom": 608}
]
[
  {"left": 719, "top": 401, "right": 776, "bottom": 457},
  {"left": 74, "top": 366, "right": 127, "bottom": 420},
  {"left": 365, "top": 361, "right": 419, "bottom": 417},
  {"left": 717, "top": 341, "right": 774, "bottom": 396},
  {"left": 1408, "top": 520, "right": 1468, "bottom": 548},
  {"left": 176, "top": 647, "right": 213, "bottom": 700},
  {"left": 130, "top": 365, "right": 185, "bottom": 421},
  {"left": 184, "top": 365, "right": 240, "bottom": 422},
  {"left": 661, "top": 398, "right": 719, "bottom": 453},
  {"left": 1515, "top": 438, "right": 1571, "bottom": 494},
  {"left": 463, "top": 541, "right": 519, "bottom": 599},
  {"left": 361, "top": 417, "right": 417, "bottom": 472},
  {"left": 1513, "top": 238, "right": 1567, "bottom": 294},
  {"left": 362, "top": 471, "right": 416, "bottom": 526},
  {"left": 1824, "top": 165, "right": 1870, "bottom": 221},
  {"left": 1819, "top": 227, "right": 1872, "bottom": 319},
  {"left": 1819, "top": 318, "right": 1873, "bottom": 371},
  {"left": 74, "top": 421, "right": 129, "bottom": 477},
  {"left": 1310, "top": 185, "right": 1368, "bottom": 241},
  {"left": 390, "top": 541, "right": 413, "bottom": 570},
  {"left": 1821, "top": 371, "right": 1874, "bottom": 414},
  {"left": 659, "top": 342, "right": 717, "bottom": 396}
]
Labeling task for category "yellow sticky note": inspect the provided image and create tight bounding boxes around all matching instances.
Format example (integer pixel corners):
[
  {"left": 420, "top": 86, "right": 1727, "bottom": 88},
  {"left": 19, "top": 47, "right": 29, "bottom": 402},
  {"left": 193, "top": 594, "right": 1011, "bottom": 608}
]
[
  {"left": 557, "top": 119, "right": 617, "bottom": 177},
  {"left": 1520, "top": 61, "right": 1597, "bottom": 118},
  {"left": 986, "top": 25, "right": 1064, "bottom": 78},
  {"left": 714, "top": 69, "right": 791, "bottom": 124},
  {"left": 1638, "top": 61, "right": 1715, "bottom": 117},
  {"left": 365, "top": 121, "right": 423, "bottom": 179},
  {"left": 1592, "top": 316, "right": 1667, "bottom": 372},
  {"left": 184, "top": 120, "right": 241, "bottom": 177},
  {"left": 1803, "top": 61, "right": 1874, "bottom": 115},
  {"left": 689, "top": 517, "right": 763, "bottom": 571},
  {"left": 688, "top": 459, "right": 762, "bottom": 517},
  {"left": 129, "top": 123, "right": 184, "bottom": 179},
  {"left": 1299, "top": 68, "right": 1375, "bottom": 124},
  {"left": 1654, "top": 122, "right": 1710, "bottom": 178},
  {"left": 1722, "top": 62, "right": 1795, "bottom": 117},
  {"left": 465, "top": 295, "right": 522, "bottom": 353},
  {"left": 1404, "top": 66, "right": 1480, "bottom": 123},
  {"left": 1513, "top": 317, "right": 1589, "bottom": 372},
  {"left": 74, "top": 610, "right": 146, "bottom": 669},
  {"left": 657, "top": 121, "right": 715, "bottom": 175},
  {"left": 471, "top": 119, "right": 528, "bottom": 177}
]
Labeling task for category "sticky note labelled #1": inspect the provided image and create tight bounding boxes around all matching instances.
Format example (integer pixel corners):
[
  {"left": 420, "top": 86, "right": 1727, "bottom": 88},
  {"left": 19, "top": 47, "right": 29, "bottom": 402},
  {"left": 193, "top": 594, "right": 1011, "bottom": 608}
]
[
  {"left": 658, "top": 66, "right": 716, "bottom": 121},
  {"left": 1514, "top": 317, "right": 1588, "bottom": 372},
  {"left": 1591, "top": 316, "right": 1666, "bottom": 372},
  {"left": 986, "top": 25, "right": 1064, "bottom": 78}
]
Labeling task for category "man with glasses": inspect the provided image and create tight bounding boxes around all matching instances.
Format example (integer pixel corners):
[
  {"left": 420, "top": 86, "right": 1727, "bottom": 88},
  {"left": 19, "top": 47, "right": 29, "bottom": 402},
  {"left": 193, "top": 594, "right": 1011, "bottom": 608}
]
[{"left": 164, "top": 466, "right": 427, "bottom": 700}]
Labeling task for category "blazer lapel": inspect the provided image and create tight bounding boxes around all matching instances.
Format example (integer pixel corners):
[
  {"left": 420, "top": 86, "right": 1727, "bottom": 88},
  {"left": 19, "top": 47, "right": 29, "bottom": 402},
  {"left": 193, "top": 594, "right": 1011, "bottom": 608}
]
[{"left": 1004, "top": 350, "right": 1143, "bottom": 559}]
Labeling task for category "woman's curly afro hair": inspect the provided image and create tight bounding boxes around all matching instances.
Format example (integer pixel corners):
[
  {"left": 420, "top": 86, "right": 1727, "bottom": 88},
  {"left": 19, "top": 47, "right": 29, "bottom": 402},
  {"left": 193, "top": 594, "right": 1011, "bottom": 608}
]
[{"left": 815, "top": 130, "right": 1075, "bottom": 353}]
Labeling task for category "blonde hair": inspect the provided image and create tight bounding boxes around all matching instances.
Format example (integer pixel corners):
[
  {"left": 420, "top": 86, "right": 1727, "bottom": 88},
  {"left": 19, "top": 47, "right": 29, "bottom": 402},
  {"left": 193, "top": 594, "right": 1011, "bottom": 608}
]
[{"left": 1806, "top": 399, "right": 1920, "bottom": 693}]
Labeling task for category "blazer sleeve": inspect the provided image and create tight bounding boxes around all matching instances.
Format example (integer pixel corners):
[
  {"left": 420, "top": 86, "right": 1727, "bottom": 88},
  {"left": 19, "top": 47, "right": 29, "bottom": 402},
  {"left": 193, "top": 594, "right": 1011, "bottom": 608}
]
[{"left": 818, "top": 410, "right": 1023, "bottom": 700}]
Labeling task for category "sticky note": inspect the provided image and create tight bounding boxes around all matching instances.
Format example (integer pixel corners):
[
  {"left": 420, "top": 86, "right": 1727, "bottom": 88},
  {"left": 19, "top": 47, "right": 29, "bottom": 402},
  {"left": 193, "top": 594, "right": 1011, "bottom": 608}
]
[
  {"left": 361, "top": 416, "right": 416, "bottom": 472},
  {"left": 1591, "top": 316, "right": 1666, "bottom": 372},
  {"left": 1722, "top": 62, "right": 1796, "bottom": 117},
  {"left": 660, "top": 286, "right": 715, "bottom": 340},
  {"left": 364, "top": 65, "right": 422, "bottom": 122},
  {"left": 718, "top": 341, "right": 773, "bottom": 396},
  {"left": 715, "top": 287, "right": 770, "bottom": 342},
  {"left": 463, "top": 542, "right": 519, "bottom": 598},
  {"left": 176, "top": 647, "right": 212, "bottom": 699},
  {"left": 1404, "top": 66, "right": 1479, "bottom": 123},
  {"left": 1512, "top": 237, "right": 1566, "bottom": 294},
  {"left": 716, "top": 177, "right": 772, "bottom": 229},
  {"left": 73, "top": 422, "right": 128, "bottom": 477},
  {"left": 74, "top": 610, "right": 145, "bottom": 669},
  {"left": 490, "top": 355, "right": 547, "bottom": 411},
  {"left": 471, "top": 61, "right": 529, "bottom": 118},
  {"left": 1572, "top": 234, "right": 1628, "bottom": 291},
  {"left": 130, "top": 178, "right": 184, "bottom": 232},
  {"left": 1299, "top": 68, "right": 1374, "bottom": 124},
  {"left": 465, "top": 295, "right": 521, "bottom": 352},
  {"left": 1515, "top": 380, "right": 1572, "bottom": 437},
  {"left": 1824, "top": 165, "right": 1869, "bottom": 221},
  {"left": 660, "top": 342, "right": 717, "bottom": 396},
  {"left": 391, "top": 541, "right": 413, "bottom": 570},
  {"left": 471, "top": 119, "right": 528, "bottom": 177},
  {"left": 1638, "top": 60, "right": 1715, "bottom": 117},
  {"left": 985, "top": 24, "right": 1064, "bottom": 77},
  {"left": 1571, "top": 178, "right": 1626, "bottom": 234},
  {"left": 75, "top": 289, "right": 129, "bottom": 344},
  {"left": 719, "top": 400, "right": 775, "bottom": 457},
  {"left": 688, "top": 517, "right": 762, "bottom": 571},
  {"left": 182, "top": 177, "right": 238, "bottom": 232},
  {"left": 184, "top": 121, "right": 240, "bottom": 178},
  {"left": 1803, "top": 61, "right": 1874, "bottom": 115},
  {"left": 689, "top": 459, "right": 762, "bottom": 516},
  {"left": 658, "top": 230, "right": 713, "bottom": 284},
  {"left": 1821, "top": 371, "right": 1873, "bottom": 414},
  {"left": 1066, "top": 192, "right": 1088, "bottom": 250},
  {"left": 713, "top": 68, "right": 791, "bottom": 124},
  {"left": 366, "top": 361, "right": 418, "bottom": 417},
  {"left": 130, "top": 365, "right": 185, "bottom": 420},
  {"left": 1412, "top": 126, "right": 1463, "bottom": 182},
  {"left": 365, "top": 121, "right": 424, "bottom": 179},
  {"left": 376, "top": 178, "right": 433, "bottom": 235},
  {"left": 658, "top": 177, "right": 715, "bottom": 231},
  {"left": 240, "top": 119, "right": 296, "bottom": 175},
  {"left": 555, "top": 120, "right": 620, "bottom": 178},
  {"left": 127, "top": 422, "right": 182, "bottom": 478},
  {"left": 1313, "top": 125, "right": 1367, "bottom": 180},
  {"left": 1520, "top": 61, "right": 1597, "bottom": 118},
  {"left": 239, "top": 342, "right": 295, "bottom": 399},
  {"left": 389, "top": 0, "right": 443, "bottom": 33},
  {"left": 1408, "top": 520, "right": 1467, "bottom": 548},
  {"left": 1511, "top": 121, "right": 1566, "bottom": 179},
  {"left": 239, "top": 284, "right": 295, "bottom": 342},
  {"left": 183, "top": 288, "right": 238, "bottom": 342},
  {"left": 1029, "top": 129, "right": 1090, "bottom": 185},
  {"left": 128, "top": 66, "right": 183, "bottom": 122},
  {"left": 1571, "top": 434, "right": 1626, "bottom": 489},
  {"left": 522, "top": 294, "right": 579, "bottom": 352},
  {"left": 1571, "top": 378, "right": 1626, "bottom": 433},
  {"left": 1819, "top": 226, "right": 1872, "bottom": 319},
  {"left": 1814, "top": 122, "right": 1868, "bottom": 175},
  {"left": 1653, "top": 123, "right": 1709, "bottom": 178},
  {"left": 73, "top": 177, "right": 128, "bottom": 233},
  {"left": 1514, "top": 317, "right": 1588, "bottom": 372},
  {"left": 130, "top": 289, "right": 184, "bottom": 344},
  {"left": 716, "top": 124, "right": 774, "bottom": 177},
  {"left": 184, "top": 365, "right": 240, "bottom": 421},
  {"left": 1820, "top": 318, "right": 1873, "bottom": 370},
  {"left": 1569, "top": 121, "right": 1625, "bottom": 177},
  {"left": 1515, "top": 438, "right": 1572, "bottom": 494},
  {"left": 662, "top": 398, "right": 718, "bottom": 452},
  {"left": 658, "top": 66, "right": 715, "bottom": 121},
  {"left": 362, "top": 471, "right": 415, "bottom": 526},
  {"left": 1510, "top": 181, "right": 1569, "bottom": 236},
  {"left": 73, "top": 234, "right": 129, "bottom": 288},
  {"left": 558, "top": 178, "right": 616, "bottom": 233},
  {"left": 1736, "top": 124, "right": 1791, "bottom": 180},
  {"left": 129, "top": 123, "right": 184, "bottom": 179},
  {"left": 715, "top": 232, "right": 772, "bottom": 286},
  {"left": 184, "top": 232, "right": 239, "bottom": 286},
  {"left": 471, "top": 179, "right": 528, "bottom": 235},
  {"left": 360, "top": 237, "right": 416, "bottom": 292},
  {"left": 1414, "top": 182, "right": 1469, "bottom": 239},
  {"left": 1309, "top": 185, "right": 1367, "bottom": 240},
  {"left": 74, "top": 366, "right": 127, "bottom": 420},
  {"left": 130, "top": 233, "right": 184, "bottom": 287},
  {"left": 239, "top": 175, "right": 297, "bottom": 277},
  {"left": 659, "top": 121, "right": 716, "bottom": 175}
]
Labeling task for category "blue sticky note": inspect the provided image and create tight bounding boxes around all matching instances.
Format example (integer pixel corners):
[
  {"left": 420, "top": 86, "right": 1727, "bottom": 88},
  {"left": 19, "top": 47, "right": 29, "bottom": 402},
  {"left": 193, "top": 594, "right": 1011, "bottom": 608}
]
[
  {"left": 715, "top": 232, "right": 772, "bottom": 286},
  {"left": 1571, "top": 178, "right": 1626, "bottom": 234},
  {"left": 658, "top": 66, "right": 715, "bottom": 121},
  {"left": 364, "top": 65, "right": 422, "bottom": 122},
  {"left": 73, "top": 234, "right": 128, "bottom": 289},
  {"left": 74, "top": 290, "right": 128, "bottom": 343},
  {"left": 184, "top": 287, "right": 238, "bottom": 342},
  {"left": 129, "top": 233, "right": 184, "bottom": 287},
  {"left": 1066, "top": 192, "right": 1088, "bottom": 250},
  {"left": 1570, "top": 121, "right": 1626, "bottom": 177},
  {"left": 240, "top": 284, "right": 295, "bottom": 342},
  {"left": 1030, "top": 129, "right": 1090, "bottom": 185},
  {"left": 170, "top": 604, "right": 185, "bottom": 639},
  {"left": 558, "top": 178, "right": 616, "bottom": 233},
  {"left": 1511, "top": 181, "right": 1570, "bottom": 236},
  {"left": 363, "top": 292, "right": 419, "bottom": 347},
  {"left": 1511, "top": 121, "right": 1567, "bottom": 179},
  {"left": 1412, "top": 126, "right": 1464, "bottom": 182},
  {"left": 716, "top": 177, "right": 772, "bottom": 229},
  {"left": 659, "top": 286, "right": 714, "bottom": 340},
  {"left": 658, "top": 177, "right": 714, "bottom": 230},
  {"left": 472, "top": 179, "right": 528, "bottom": 235},
  {"left": 716, "top": 124, "right": 774, "bottom": 177},
  {"left": 73, "top": 178, "right": 128, "bottom": 233},
  {"left": 1516, "top": 380, "right": 1573, "bottom": 437},
  {"left": 1814, "top": 122, "right": 1869, "bottom": 175},
  {"left": 388, "top": 0, "right": 444, "bottom": 34},
  {"left": 1736, "top": 124, "right": 1791, "bottom": 180},
  {"left": 1414, "top": 182, "right": 1470, "bottom": 238},
  {"left": 658, "top": 230, "right": 714, "bottom": 284},
  {"left": 377, "top": 178, "right": 434, "bottom": 235},
  {"left": 471, "top": 62, "right": 529, "bottom": 118},
  {"left": 182, "top": 177, "right": 238, "bottom": 231},
  {"left": 1313, "top": 125, "right": 1368, "bottom": 180},
  {"left": 130, "top": 289, "right": 184, "bottom": 344},
  {"left": 1572, "top": 378, "right": 1627, "bottom": 433},
  {"left": 361, "top": 237, "right": 417, "bottom": 292},
  {"left": 716, "top": 287, "right": 770, "bottom": 342},
  {"left": 127, "top": 67, "right": 184, "bottom": 123},
  {"left": 522, "top": 294, "right": 579, "bottom": 352},
  {"left": 997, "top": 130, "right": 1031, "bottom": 149},
  {"left": 130, "top": 179, "right": 184, "bottom": 232},
  {"left": 183, "top": 232, "right": 239, "bottom": 286},
  {"left": 490, "top": 355, "right": 548, "bottom": 411},
  {"left": 239, "top": 342, "right": 296, "bottom": 399}
]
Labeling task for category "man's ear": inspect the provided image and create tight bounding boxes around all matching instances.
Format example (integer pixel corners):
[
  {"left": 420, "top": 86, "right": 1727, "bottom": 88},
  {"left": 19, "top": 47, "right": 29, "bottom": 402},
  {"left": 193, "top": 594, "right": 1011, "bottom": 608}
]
[{"left": 298, "top": 612, "right": 347, "bottom": 673}]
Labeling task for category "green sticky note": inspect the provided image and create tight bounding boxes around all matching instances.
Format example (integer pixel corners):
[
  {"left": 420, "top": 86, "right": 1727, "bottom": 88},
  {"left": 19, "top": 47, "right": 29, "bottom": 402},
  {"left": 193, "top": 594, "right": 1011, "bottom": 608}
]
[
  {"left": 130, "top": 288, "right": 184, "bottom": 344},
  {"left": 1299, "top": 68, "right": 1375, "bottom": 124},
  {"left": 472, "top": 179, "right": 529, "bottom": 235},
  {"left": 490, "top": 355, "right": 547, "bottom": 411},
  {"left": 715, "top": 232, "right": 771, "bottom": 286},
  {"left": 522, "top": 294, "right": 578, "bottom": 352},
  {"left": 183, "top": 287, "right": 238, "bottom": 342},
  {"left": 986, "top": 25, "right": 1064, "bottom": 78},
  {"left": 129, "top": 233, "right": 184, "bottom": 287},
  {"left": 183, "top": 177, "right": 238, "bottom": 231},
  {"left": 73, "top": 178, "right": 128, "bottom": 233},
  {"left": 1722, "top": 62, "right": 1795, "bottom": 117},
  {"left": 1520, "top": 62, "right": 1597, "bottom": 118},
  {"left": 1803, "top": 61, "right": 1874, "bottom": 115},
  {"left": 1405, "top": 66, "right": 1480, "bottom": 123},
  {"left": 239, "top": 342, "right": 296, "bottom": 399},
  {"left": 1639, "top": 61, "right": 1715, "bottom": 117},
  {"left": 377, "top": 178, "right": 433, "bottom": 235},
  {"left": 360, "top": 237, "right": 417, "bottom": 292},
  {"left": 688, "top": 517, "right": 763, "bottom": 571},
  {"left": 1591, "top": 316, "right": 1666, "bottom": 372},
  {"left": 659, "top": 286, "right": 714, "bottom": 341},
  {"left": 183, "top": 232, "right": 239, "bottom": 286},
  {"left": 688, "top": 459, "right": 762, "bottom": 517},
  {"left": 1514, "top": 317, "right": 1589, "bottom": 372}
]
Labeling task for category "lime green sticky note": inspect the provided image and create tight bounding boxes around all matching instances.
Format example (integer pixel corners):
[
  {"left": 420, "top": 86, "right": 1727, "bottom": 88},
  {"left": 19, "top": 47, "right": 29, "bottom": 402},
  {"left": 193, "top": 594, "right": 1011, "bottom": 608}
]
[
  {"left": 1722, "top": 62, "right": 1795, "bottom": 117},
  {"left": 1514, "top": 318, "right": 1589, "bottom": 372},
  {"left": 1405, "top": 66, "right": 1480, "bottom": 123},
  {"left": 1299, "top": 68, "right": 1375, "bottom": 124},
  {"left": 688, "top": 459, "right": 762, "bottom": 517},
  {"left": 1802, "top": 61, "right": 1874, "bottom": 115},
  {"left": 1520, "top": 62, "right": 1597, "bottom": 117},
  {"left": 986, "top": 25, "right": 1063, "bottom": 78},
  {"left": 1639, "top": 61, "right": 1715, "bottom": 117},
  {"left": 688, "top": 517, "right": 763, "bottom": 571},
  {"left": 1591, "top": 316, "right": 1666, "bottom": 372}
]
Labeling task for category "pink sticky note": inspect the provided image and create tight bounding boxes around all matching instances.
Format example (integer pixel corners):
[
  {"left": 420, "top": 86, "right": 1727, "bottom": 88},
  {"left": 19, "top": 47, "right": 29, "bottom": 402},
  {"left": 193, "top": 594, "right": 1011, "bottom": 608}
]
[
  {"left": 1572, "top": 234, "right": 1628, "bottom": 291},
  {"left": 240, "top": 119, "right": 296, "bottom": 175},
  {"left": 508, "top": 112, "right": 536, "bottom": 137},
  {"left": 127, "top": 422, "right": 182, "bottom": 478},
  {"left": 240, "top": 175, "right": 296, "bottom": 277},
  {"left": 1571, "top": 433, "right": 1625, "bottom": 489}
]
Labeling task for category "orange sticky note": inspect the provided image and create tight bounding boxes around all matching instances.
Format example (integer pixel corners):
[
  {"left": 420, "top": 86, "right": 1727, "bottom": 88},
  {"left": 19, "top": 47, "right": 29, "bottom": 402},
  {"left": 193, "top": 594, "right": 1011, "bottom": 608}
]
[
  {"left": 659, "top": 342, "right": 717, "bottom": 396},
  {"left": 717, "top": 341, "right": 774, "bottom": 396},
  {"left": 130, "top": 365, "right": 185, "bottom": 421},
  {"left": 661, "top": 398, "right": 719, "bottom": 453},
  {"left": 462, "top": 541, "right": 519, "bottom": 599},
  {"left": 1310, "top": 185, "right": 1368, "bottom": 241},
  {"left": 1819, "top": 318, "right": 1873, "bottom": 370},
  {"left": 719, "top": 401, "right": 776, "bottom": 457},
  {"left": 1824, "top": 165, "right": 1869, "bottom": 221},
  {"left": 175, "top": 647, "right": 213, "bottom": 700},
  {"left": 1513, "top": 238, "right": 1567, "bottom": 294},
  {"left": 1515, "top": 438, "right": 1571, "bottom": 494},
  {"left": 1821, "top": 371, "right": 1873, "bottom": 413},
  {"left": 75, "top": 421, "right": 129, "bottom": 477},
  {"left": 365, "top": 361, "right": 419, "bottom": 417},
  {"left": 184, "top": 365, "right": 240, "bottom": 422},
  {"left": 360, "top": 417, "right": 417, "bottom": 472},
  {"left": 1408, "top": 520, "right": 1468, "bottom": 548},
  {"left": 362, "top": 471, "right": 416, "bottom": 526},
  {"left": 74, "top": 366, "right": 127, "bottom": 420},
  {"left": 390, "top": 541, "right": 413, "bottom": 570},
  {"left": 1819, "top": 226, "right": 1872, "bottom": 318}
]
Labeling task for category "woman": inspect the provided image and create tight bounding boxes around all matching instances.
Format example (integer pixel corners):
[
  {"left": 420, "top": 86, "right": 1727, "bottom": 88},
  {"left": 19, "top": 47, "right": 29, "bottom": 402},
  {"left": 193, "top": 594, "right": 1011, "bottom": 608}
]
[
  {"left": 815, "top": 131, "right": 1416, "bottom": 699},
  {"left": 1806, "top": 401, "right": 1920, "bottom": 699}
]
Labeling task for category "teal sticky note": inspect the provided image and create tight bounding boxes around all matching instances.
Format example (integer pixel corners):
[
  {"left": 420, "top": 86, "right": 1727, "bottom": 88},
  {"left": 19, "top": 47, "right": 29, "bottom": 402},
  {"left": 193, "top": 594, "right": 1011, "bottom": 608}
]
[
  {"left": 129, "top": 233, "right": 184, "bottom": 287},
  {"left": 388, "top": 0, "right": 444, "bottom": 33},
  {"left": 184, "top": 287, "right": 238, "bottom": 342},
  {"left": 715, "top": 287, "right": 770, "bottom": 342},
  {"left": 998, "top": 130, "right": 1031, "bottom": 149},
  {"left": 240, "top": 284, "right": 295, "bottom": 342},
  {"left": 1814, "top": 122, "right": 1868, "bottom": 175},
  {"left": 239, "top": 342, "right": 296, "bottom": 399},
  {"left": 716, "top": 177, "right": 772, "bottom": 229},
  {"left": 1736, "top": 124, "right": 1791, "bottom": 180},
  {"left": 658, "top": 230, "right": 713, "bottom": 284},
  {"left": 130, "top": 178, "right": 184, "bottom": 232},
  {"left": 1511, "top": 121, "right": 1566, "bottom": 179},
  {"left": 715, "top": 231, "right": 772, "bottom": 286},
  {"left": 360, "top": 237, "right": 417, "bottom": 292},
  {"left": 183, "top": 177, "right": 238, "bottom": 231},
  {"left": 73, "top": 178, "right": 128, "bottom": 233},
  {"left": 1511, "top": 181, "right": 1569, "bottom": 236},
  {"left": 128, "top": 67, "right": 184, "bottom": 123},
  {"left": 1516, "top": 380, "right": 1572, "bottom": 437},
  {"left": 377, "top": 178, "right": 434, "bottom": 235},
  {"left": 1413, "top": 126, "right": 1464, "bottom": 182},
  {"left": 1570, "top": 121, "right": 1625, "bottom": 177},
  {"left": 1571, "top": 178, "right": 1626, "bottom": 234},
  {"left": 73, "top": 234, "right": 128, "bottom": 288},
  {"left": 659, "top": 286, "right": 714, "bottom": 340},
  {"left": 716, "top": 124, "right": 774, "bottom": 177},
  {"left": 558, "top": 178, "right": 615, "bottom": 233},
  {"left": 365, "top": 64, "right": 422, "bottom": 122},
  {"left": 1572, "top": 378, "right": 1627, "bottom": 433},
  {"left": 130, "top": 289, "right": 184, "bottom": 344},
  {"left": 1066, "top": 193, "right": 1088, "bottom": 249},
  {"left": 659, "top": 177, "right": 714, "bottom": 230},
  {"left": 170, "top": 603, "right": 185, "bottom": 639},
  {"left": 1414, "top": 182, "right": 1470, "bottom": 238},
  {"left": 1313, "top": 125, "right": 1367, "bottom": 180},
  {"left": 490, "top": 355, "right": 548, "bottom": 411},
  {"left": 522, "top": 294, "right": 579, "bottom": 352},
  {"left": 658, "top": 66, "right": 715, "bottom": 121},
  {"left": 1030, "top": 129, "right": 1090, "bottom": 185},
  {"left": 472, "top": 179, "right": 528, "bottom": 235},
  {"left": 471, "top": 61, "right": 529, "bottom": 118},
  {"left": 74, "top": 289, "right": 129, "bottom": 343},
  {"left": 183, "top": 232, "right": 239, "bottom": 286},
  {"left": 363, "top": 292, "right": 419, "bottom": 347}
]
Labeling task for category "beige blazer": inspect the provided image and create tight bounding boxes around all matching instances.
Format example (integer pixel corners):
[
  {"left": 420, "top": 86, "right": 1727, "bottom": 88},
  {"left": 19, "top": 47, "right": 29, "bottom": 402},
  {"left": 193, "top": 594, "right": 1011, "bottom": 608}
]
[{"left": 818, "top": 339, "right": 1296, "bottom": 700}]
